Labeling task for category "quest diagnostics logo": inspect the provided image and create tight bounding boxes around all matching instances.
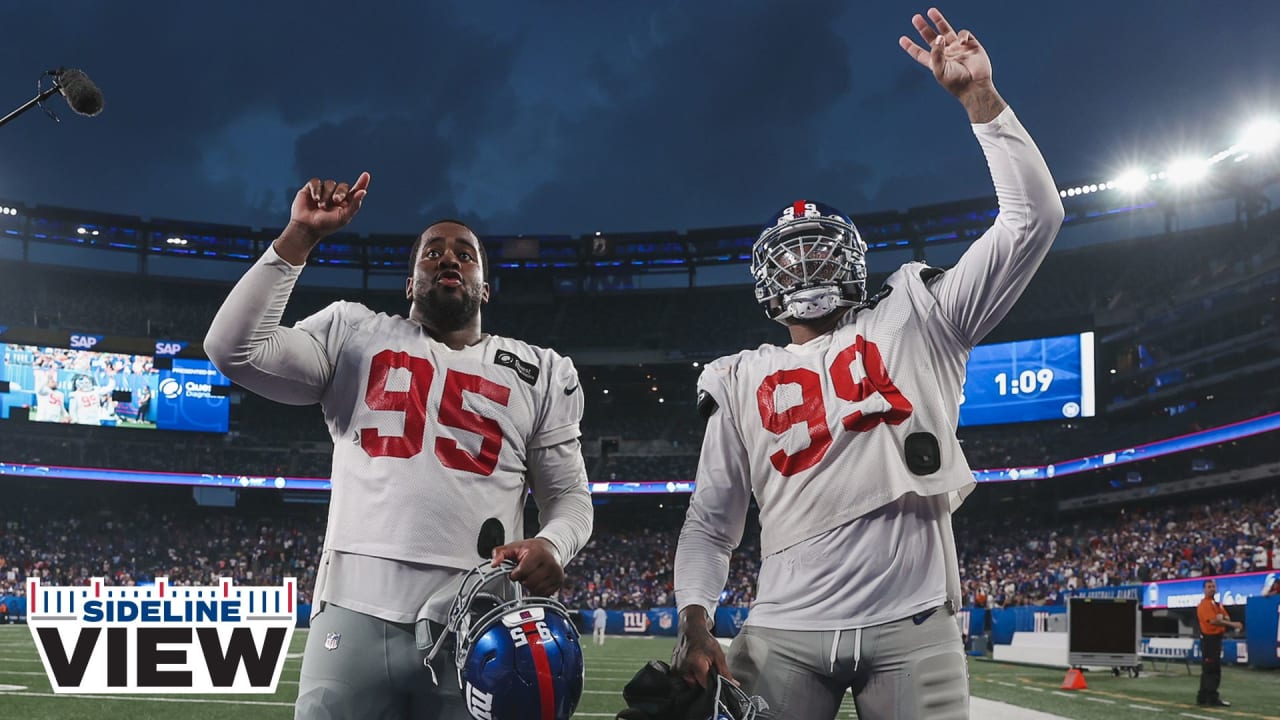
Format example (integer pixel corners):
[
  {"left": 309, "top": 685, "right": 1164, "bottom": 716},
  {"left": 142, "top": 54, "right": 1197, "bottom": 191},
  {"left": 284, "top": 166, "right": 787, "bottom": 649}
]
[
  {"left": 159, "top": 378, "right": 182, "bottom": 399},
  {"left": 27, "top": 577, "right": 295, "bottom": 694}
]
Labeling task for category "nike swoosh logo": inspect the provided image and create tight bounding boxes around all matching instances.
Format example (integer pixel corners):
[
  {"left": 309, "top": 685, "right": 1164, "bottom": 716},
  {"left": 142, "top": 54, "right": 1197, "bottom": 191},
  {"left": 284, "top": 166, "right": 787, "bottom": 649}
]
[
  {"left": 564, "top": 385, "right": 579, "bottom": 396},
  {"left": 912, "top": 608, "right": 938, "bottom": 625}
]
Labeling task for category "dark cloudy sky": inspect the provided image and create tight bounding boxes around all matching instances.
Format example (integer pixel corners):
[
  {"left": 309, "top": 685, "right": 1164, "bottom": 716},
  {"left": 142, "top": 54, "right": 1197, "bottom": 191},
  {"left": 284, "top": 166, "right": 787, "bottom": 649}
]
[{"left": 0, "top": 1, "right": 1274, "bottom": 237}]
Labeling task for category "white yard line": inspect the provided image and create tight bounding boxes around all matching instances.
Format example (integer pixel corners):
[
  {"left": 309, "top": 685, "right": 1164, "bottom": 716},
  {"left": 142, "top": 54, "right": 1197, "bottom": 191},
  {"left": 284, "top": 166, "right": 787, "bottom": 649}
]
[{"left": 0, "top": 690, "right": 294, "bottom": 707}]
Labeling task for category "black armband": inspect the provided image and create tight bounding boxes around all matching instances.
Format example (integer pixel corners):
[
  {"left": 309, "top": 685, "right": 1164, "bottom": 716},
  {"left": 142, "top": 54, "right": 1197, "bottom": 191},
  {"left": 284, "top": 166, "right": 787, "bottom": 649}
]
[
  {"left": 919, "top": 266, "right": 946, "bottom": 284},
  {"left": 696, "top": 390, "right": 719, "bottom": 420}
]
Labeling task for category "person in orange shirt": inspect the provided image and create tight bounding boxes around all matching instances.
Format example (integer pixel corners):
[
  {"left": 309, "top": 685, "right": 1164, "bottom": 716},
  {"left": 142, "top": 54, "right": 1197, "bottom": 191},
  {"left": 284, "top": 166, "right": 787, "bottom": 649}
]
[{"left": 1197, "top": 578, "right": 1242, "bottom": 707}]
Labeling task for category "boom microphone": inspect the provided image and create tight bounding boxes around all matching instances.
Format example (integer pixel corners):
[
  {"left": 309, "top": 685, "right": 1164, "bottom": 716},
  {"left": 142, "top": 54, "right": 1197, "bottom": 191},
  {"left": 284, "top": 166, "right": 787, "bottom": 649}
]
[
  {"left": 55, "top": 69, "right": 104, "bottom": 117},
  {"left": 0, "top": 67, "right": 105, "bottom": 129}
]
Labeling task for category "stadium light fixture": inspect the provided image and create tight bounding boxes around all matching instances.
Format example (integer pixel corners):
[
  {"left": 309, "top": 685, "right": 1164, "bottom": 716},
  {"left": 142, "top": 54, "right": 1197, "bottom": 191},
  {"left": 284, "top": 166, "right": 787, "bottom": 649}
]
[
  {"left": 1112, "top": 169, "right": 1149, "bottom": 191},
  {"left": 166, "top": 236, "right": 188, "bottom": 246},
  {"left": 1239, "top": 118, "right": 1280, "bottom": 154},
  {"left": 1166, "top": 156, "right": 1209, "bottom": 185},
  {"left": 1059, "top": 118, "right": 1280, "bottom": 199}
]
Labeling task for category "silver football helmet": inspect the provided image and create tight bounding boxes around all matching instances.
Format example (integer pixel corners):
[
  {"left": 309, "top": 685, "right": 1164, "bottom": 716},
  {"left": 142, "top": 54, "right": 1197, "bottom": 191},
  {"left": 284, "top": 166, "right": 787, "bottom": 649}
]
[{"left": 751, "top": 200, "right": 868, "bottom": 324}]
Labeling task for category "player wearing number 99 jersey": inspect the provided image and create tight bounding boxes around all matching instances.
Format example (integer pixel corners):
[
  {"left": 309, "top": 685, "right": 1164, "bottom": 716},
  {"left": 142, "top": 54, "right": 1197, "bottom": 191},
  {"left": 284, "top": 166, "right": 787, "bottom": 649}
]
[
  {"left": 207, "top": 171, "right": 592, "bottom": 720},
  {"left": 671, "top": 9, "right": 1065, "bottom": 720}
]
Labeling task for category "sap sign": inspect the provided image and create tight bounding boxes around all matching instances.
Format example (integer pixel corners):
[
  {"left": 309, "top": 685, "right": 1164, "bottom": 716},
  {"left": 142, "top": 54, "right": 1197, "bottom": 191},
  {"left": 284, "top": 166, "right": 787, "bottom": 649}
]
[
  {"left": 69, "top": 334, "right": 103, "bottom": 349},
  {"left": 155, "top": 340, "right": 188, "bottom": 356}
]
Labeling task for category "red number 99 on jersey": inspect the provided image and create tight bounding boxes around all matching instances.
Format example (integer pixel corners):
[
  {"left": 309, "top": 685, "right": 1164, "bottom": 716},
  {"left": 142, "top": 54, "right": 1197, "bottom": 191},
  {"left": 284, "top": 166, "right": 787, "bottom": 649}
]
[{"left": 756, "top": 335, "right": 913, "bottom": 476}]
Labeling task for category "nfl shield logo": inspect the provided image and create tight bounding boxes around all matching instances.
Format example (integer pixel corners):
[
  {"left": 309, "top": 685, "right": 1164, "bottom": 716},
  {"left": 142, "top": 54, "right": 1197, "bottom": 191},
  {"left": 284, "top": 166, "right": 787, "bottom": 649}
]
[{"left": 324, "top": 632, "right": 341, "bottom": 651}]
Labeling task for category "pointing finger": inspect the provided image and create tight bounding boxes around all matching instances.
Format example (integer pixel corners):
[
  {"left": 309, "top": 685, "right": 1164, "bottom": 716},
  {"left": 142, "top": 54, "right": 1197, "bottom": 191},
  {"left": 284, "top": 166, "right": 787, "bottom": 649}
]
[{"left": 348, "top": 189, "right": 368, "bottom": 215}]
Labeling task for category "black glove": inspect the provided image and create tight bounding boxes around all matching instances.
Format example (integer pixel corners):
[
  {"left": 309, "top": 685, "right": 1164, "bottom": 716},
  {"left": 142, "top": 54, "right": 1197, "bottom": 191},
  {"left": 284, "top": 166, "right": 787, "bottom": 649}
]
[
  {"left": 616, "top": 660, "right": 759, "bottom": 720},
  {"left": 616, "top": 660, "right": 699, "bottom": 719}
]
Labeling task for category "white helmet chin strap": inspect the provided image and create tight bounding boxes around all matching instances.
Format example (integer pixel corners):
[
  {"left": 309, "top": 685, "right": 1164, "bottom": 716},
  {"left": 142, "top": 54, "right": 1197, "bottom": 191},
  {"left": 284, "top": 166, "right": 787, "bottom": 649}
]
[{"left": 772, "top": 286, "right": 855, "bottom": 325}]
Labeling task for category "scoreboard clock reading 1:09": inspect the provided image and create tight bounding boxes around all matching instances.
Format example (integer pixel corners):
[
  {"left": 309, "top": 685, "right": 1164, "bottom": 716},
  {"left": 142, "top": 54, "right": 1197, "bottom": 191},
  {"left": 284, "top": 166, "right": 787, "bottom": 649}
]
[{"left": 958, "top": 331, "right": 1095, "bottom": 427}]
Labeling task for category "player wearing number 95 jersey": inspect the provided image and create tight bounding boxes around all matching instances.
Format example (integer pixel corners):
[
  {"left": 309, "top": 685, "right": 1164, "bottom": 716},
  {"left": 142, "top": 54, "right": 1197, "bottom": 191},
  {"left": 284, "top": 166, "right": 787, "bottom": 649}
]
[
  {"left": 206, "top": 173, "right": 592, "bottom": 720},
  {"left": 671, "top": 9, "right": 1064, "bottom": 720}
]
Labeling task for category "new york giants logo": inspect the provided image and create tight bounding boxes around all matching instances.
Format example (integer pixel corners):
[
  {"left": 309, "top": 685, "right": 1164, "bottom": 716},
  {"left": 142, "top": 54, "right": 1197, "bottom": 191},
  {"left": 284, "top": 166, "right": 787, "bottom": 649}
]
[
  {"left": 622, "top": 612, "right": 649, "bottom": 633},
  {"left": 466, "top": 682, "right": 495, "bottom": 720}
]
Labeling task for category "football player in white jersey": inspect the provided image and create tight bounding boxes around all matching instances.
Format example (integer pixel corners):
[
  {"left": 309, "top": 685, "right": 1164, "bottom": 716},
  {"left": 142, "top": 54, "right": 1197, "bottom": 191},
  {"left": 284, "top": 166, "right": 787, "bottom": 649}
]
[
  {"left": 67, "top": 373, "right": 107, "bottom": 426},
  {"left": 206, "top": 173, "right": 593, "bottom": 720},
  {"left": 33, "top": 372, "right": 69, "bottom": 423},
  {"left": 672, "top": 9, "right": 1064, "bottom": 720}
]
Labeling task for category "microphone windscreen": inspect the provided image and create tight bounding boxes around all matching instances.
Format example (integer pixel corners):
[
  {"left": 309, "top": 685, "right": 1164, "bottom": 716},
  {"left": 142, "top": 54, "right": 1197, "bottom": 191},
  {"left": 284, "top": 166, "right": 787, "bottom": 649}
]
[
  {"left": 477, "top": 518, "right": 505, "bottom": 559},
  {"left": 57, "top": 69, "right": 104, "bottom": 117}
]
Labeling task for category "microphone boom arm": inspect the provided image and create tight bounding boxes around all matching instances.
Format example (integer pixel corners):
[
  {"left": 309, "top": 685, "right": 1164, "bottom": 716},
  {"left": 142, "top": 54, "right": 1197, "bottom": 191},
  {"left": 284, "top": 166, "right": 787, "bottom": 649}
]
[{"left": 0, "top": 84, "right": 60, "bottom": 129}]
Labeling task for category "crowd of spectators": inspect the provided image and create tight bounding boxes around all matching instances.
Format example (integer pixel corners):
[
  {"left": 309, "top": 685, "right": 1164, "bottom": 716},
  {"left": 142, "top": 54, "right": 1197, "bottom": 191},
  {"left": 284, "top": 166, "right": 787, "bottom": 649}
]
[
  {"left": 0, "top": 490, "right": 324, "bottom": 606},
  {"left": 2, "top": 477, "right": 1276, "bottom": 614},
  {"left": 958, "top": 486, "right": 1280, "bottom": 609}
]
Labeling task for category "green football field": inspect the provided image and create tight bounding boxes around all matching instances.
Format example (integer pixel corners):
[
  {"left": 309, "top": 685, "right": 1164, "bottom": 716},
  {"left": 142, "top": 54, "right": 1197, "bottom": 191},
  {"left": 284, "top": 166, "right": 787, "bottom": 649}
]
[{"left": 1, "top": 624, "right": 1278, "bottom": 719}]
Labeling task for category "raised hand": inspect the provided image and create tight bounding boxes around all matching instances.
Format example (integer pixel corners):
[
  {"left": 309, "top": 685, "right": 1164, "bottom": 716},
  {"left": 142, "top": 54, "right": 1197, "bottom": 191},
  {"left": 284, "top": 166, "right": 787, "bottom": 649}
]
[
  {"left": 899, "top": 8, "right": 991, "bottom": 97},
  {"left": 899, "top": 8, "right": 1007, "bottom": 123},
  {"left": 291, "top": 171, "right": 370, "bottom": 239},
  {"left": 274, "top": 172, "right": 370, "bottom": 265}
]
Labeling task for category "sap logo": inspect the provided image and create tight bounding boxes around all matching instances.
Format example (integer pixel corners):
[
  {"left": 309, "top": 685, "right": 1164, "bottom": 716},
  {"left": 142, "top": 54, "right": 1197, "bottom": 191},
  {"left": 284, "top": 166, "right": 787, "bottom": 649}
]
[
  {"left": 155, "top": 341, "right": 187, "bottom": 356},
  {"left": 70, "top": 334, "right": 102, "bottom": 350},
  {"left": 159, "top": 378, "right": 181, "bottom": 399}
]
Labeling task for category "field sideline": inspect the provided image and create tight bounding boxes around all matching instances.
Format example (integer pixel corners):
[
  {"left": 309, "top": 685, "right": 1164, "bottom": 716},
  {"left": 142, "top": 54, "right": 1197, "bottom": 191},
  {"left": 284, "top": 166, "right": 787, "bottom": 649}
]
[{"left": 1, "top": 625, "right": 1278, "bottom": 719}]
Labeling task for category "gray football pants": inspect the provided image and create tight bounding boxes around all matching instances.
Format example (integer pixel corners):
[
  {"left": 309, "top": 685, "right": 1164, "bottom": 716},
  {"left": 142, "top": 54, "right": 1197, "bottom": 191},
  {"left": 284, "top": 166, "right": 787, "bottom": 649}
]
[
  {"left": 727, "top": 605, "right": 969, "bottom": 720},
  {"left": 295, "top": 604, "right": 469, "bottom": 720}
]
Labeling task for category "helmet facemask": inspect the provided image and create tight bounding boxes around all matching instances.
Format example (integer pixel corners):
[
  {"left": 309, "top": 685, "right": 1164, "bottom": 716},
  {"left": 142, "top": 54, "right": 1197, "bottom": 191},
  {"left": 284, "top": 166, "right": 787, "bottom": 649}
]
[
  {"left": 710, "top": 671, "right": 768, "bottom": 719},
  {"left": 752, "top": 208, "right": 868, "bottom": 325}
]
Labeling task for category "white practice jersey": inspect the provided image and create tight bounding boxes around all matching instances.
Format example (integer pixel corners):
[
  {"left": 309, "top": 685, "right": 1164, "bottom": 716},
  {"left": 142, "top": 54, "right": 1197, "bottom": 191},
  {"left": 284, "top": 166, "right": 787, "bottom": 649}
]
[
  {"left": 34, "top": 386, "right": 66, "bottom": 422},
  {"left": 675, "top": 107, "right": 1065, "bottom": 627},
  {"left": 68, "top": 389, "right": 105, "bottom": 425},
  {"left": 207, "top": 248, "right": 593, "bottom": 622},
  {"left": 297, "top": 302, "right": 583, "bottom": 569}
]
